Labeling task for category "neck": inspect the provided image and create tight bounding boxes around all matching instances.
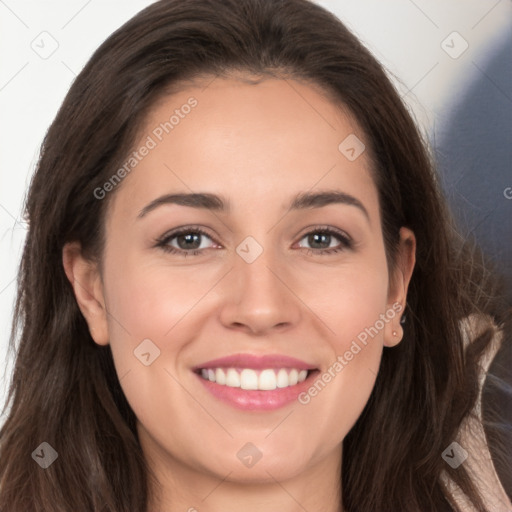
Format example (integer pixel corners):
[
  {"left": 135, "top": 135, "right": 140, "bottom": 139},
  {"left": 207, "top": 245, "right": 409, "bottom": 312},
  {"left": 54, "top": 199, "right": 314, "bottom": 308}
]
[{"left": 143, "top": 440, "right": 343, "bottom": 512}]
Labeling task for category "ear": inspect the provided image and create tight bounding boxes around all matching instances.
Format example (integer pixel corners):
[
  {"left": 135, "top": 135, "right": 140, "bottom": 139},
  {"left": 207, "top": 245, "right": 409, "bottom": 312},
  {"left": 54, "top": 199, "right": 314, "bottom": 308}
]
[
  {"left": 62, "top": 241, "right": 109, "bottom": 346},
  {"left": 384, "top": 227, "right": 416, "bottom": 347}
]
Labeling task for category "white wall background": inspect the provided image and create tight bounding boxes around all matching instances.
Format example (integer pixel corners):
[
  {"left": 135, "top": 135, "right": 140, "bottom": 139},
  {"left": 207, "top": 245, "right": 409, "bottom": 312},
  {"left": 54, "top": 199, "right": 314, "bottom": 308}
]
[{"left": 1, "top": 0, "right": 511, "bottom": 420}]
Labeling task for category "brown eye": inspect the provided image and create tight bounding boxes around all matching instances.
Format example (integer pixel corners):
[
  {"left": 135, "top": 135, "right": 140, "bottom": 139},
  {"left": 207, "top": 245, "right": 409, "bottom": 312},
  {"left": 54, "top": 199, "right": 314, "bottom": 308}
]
[
  {"left": 297, "top": 228, "right": 352, "bottom": 255},
  {"left": 155, "top": 227, "right": 217, "bottom": 256},
  {"left": 174, "top": 233, "right": 203, "bottom": 250},
  {"left": 305, "top": 232, "right": 334, "bottom": 250}
]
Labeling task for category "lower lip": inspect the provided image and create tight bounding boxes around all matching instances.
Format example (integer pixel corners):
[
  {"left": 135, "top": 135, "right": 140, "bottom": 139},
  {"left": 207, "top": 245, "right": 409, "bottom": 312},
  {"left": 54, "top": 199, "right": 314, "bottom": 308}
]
[{"left": 196, "top": 371, "right": 316, "bottom": 411}]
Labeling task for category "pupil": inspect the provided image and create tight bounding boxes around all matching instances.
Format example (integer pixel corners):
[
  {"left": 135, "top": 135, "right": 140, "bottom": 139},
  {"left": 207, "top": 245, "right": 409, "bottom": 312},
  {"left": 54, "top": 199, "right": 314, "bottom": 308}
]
[
  {"left": 178, "top": 233, "right": 201, "bottom": 250},
  {"left": 309, "top": 233, "right": 330, "bottom": 249}
]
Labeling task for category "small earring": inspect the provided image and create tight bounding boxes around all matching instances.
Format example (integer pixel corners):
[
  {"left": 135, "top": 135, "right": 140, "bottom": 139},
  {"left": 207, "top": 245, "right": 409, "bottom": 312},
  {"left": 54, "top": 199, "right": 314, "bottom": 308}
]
[
  {"left": 392, "top": 330, "right": 398, "bottom": 337},
  {"left": 400, "top": 314, "right": 406, "bottom": 325}
]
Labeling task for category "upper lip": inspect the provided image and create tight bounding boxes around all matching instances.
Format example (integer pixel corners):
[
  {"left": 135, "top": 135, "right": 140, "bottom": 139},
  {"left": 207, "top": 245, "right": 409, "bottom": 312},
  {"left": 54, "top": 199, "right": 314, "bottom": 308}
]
[{"left": 194, "top": 354, "right": 316, "bottom": 371}]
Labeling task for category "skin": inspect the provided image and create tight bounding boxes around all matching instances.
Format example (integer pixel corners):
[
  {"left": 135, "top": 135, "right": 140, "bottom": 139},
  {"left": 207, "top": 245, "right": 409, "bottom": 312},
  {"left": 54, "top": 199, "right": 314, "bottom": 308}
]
[{"left": 63, "top": 74, "right": 416, "bottom": 512}]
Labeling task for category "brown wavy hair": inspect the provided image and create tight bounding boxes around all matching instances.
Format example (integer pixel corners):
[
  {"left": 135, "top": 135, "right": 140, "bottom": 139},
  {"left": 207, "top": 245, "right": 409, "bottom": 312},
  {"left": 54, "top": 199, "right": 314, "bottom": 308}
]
[{"left": 1, "top": 0, "right": 510, "bottom": 510}]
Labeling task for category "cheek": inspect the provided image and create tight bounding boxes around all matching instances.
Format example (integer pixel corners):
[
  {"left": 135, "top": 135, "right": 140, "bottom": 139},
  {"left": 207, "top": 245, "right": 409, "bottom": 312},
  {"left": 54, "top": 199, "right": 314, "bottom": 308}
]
[
  {"left": 296, "top": 252, "right": 390, "bottom": 435},
  {"left": 100, "top": 252, "right": 223, "bottom": 373},
  {"left": 99, "top": 258, "right": 215, "bottom": 436},
  {"left": 302, "top": 250, "right": 390, "bottom": 349},
  {"left": 330, "top": 270, "right": 389, "bottom": 351},
  {"left": 106, "top": 249, "right": 219, "bottom": 323}
]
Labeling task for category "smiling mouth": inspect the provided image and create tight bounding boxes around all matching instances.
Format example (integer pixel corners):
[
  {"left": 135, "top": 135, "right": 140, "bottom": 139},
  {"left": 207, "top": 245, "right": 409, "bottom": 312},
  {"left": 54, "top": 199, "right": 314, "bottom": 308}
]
[{"left": 197, "top": 367, "right": 311, "bottom": 391}]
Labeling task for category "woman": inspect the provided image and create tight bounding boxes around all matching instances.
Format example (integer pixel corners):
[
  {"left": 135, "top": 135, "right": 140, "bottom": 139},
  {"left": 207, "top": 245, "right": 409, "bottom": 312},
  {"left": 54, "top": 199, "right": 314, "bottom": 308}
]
[{"left": 0, "top": 0, "right": 510, "bottom": 510}]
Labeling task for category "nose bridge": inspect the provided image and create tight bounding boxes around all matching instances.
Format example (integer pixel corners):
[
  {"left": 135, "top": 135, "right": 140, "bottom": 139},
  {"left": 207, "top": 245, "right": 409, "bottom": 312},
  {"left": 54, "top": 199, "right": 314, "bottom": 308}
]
[
  {"left": 234, "top": 235, "right": 285, "bottom": 303},
  {"left": 218, "top": 233, "right": 301, "bottom": 333}
]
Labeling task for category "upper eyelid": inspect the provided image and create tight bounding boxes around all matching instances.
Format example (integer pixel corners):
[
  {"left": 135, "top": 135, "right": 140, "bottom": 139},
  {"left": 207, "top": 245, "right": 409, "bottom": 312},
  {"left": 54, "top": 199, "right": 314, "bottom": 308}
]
[
  {"left": 158, "top": 226, "right": 217, "bottom": 244},
  {"left": 297, "top": 225, "right": 351, "bottom": 241}
]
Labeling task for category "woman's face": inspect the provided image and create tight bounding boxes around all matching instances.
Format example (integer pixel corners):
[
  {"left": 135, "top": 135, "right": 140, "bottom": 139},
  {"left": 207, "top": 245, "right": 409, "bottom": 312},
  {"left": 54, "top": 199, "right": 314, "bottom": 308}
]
[{"left": 65, "top": 75, "right": 414, "bottom": 486}]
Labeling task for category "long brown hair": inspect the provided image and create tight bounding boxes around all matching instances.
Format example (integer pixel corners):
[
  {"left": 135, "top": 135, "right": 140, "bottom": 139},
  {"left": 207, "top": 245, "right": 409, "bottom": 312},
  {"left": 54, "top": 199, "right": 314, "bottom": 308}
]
[{"left": 1, "top": 0, "right": 510, "bottom": 510}]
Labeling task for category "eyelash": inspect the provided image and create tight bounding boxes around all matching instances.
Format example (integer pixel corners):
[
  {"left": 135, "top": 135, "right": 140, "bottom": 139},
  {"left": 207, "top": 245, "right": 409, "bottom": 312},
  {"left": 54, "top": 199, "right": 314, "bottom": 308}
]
[{"left": 154, "top": 225, "right": 353, "bottom": 257}]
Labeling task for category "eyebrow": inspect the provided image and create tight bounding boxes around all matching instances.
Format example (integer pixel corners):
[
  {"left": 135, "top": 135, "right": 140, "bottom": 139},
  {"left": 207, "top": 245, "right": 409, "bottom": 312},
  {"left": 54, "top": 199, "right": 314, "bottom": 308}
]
[{"left": 137, "top": 190, "right": 369, "bottom": 221}]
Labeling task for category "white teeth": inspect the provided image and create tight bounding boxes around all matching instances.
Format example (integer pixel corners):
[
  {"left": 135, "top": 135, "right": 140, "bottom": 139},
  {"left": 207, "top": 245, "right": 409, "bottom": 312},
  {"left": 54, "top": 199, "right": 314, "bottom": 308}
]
[
  {"left": 200, "top": 367, "right": 309, "bottom": 390},
  {"left": 226, "top": 368, "right": 241, "bottom": 387},
  {"left": 276, "top": 368, "right": 289, "bottom": 388},
  {"left": 215, "top": 368, "right": 226, "bottom": 385},
  {"left": 240, "top": 369, "right": 258, "bottom": 390},
  {"left": 259, "top": 369, "right": 277, "bottom": 390}
]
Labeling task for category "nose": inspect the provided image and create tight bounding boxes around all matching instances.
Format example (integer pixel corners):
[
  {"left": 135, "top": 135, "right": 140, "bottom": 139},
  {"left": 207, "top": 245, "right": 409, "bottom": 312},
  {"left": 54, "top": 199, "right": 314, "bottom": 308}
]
[{"left": 218, "top": 246, "right": 302, "bottom": 336}]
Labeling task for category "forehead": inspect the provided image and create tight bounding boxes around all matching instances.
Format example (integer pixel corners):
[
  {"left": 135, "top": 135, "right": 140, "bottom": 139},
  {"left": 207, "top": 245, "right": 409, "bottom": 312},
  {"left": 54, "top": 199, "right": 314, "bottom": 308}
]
[{"left": 106, "top": 76, "right": 378, "bottom": 224}]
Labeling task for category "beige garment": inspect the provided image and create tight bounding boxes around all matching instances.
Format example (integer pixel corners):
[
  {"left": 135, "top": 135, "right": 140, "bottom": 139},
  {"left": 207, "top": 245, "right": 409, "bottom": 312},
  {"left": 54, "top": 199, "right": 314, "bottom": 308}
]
[{"left": 441, "top": 314, "right": 512, "bottom": 512}]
